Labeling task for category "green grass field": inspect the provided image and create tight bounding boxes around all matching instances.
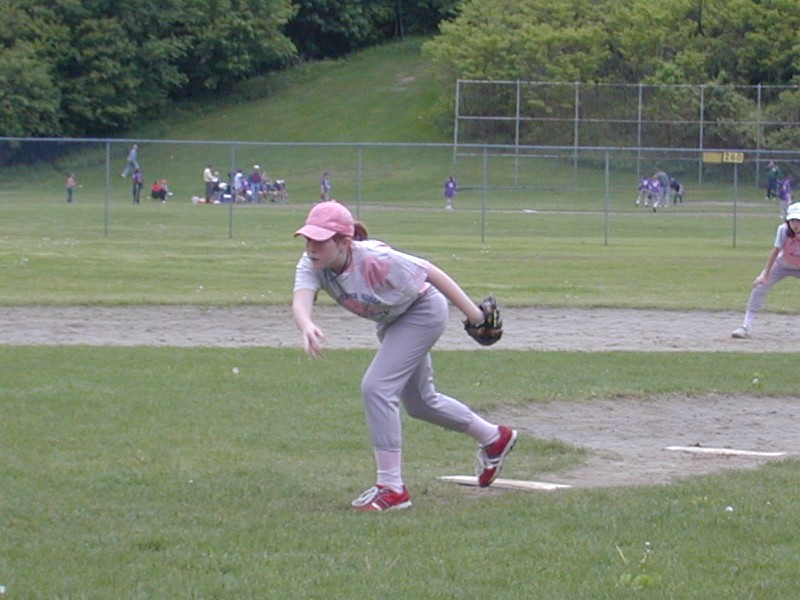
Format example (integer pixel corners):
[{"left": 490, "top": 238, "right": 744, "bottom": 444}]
[{"left": 3, "top": 37, "right": 800, "bottom": 599}]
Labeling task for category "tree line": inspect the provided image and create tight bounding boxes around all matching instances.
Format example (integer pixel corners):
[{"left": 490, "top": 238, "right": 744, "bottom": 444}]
[
  {"left": 1, "top": 0, "right": 798, "bottom": 144},
  {"left": 0, "top": 0, "right": 458, "bottom": 137},
  {"left": 422, "top": 0, "right": 800, "bottom": 149}
]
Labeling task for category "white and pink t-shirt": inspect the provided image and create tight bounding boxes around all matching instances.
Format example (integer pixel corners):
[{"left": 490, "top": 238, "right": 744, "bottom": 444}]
[
  {"left": 773, "top": 223, "right": 800, "bottom": 269},
  {"left": 294, "top": 239, "right": 431, "bottom": 324}
]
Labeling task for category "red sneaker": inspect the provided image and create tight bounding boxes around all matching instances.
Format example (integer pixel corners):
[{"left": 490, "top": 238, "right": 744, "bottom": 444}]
[
  {"left": 351, "top": 485, "right": 412, "bottom": 512},
  {"left": 477, "top": 425, "right": 518, "bottom": 487}
]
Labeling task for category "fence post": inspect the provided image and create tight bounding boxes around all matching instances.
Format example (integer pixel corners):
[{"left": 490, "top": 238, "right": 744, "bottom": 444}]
[
  {"left": 698, "top": 85, "right": 705, "bottom": 185},
  {"left": 356, "top": 146, "right": 363, "bottom": 219},
  {"left": 481, "top": 146, "right": 488, "bottom": 244},
  {"left": 573, "top": 81, "right": 580, "bottom": 189},
  {"left": 229, "top": 144, "right": 235, "bottom": 239},
  {"left": 732, "top": 163, "right": 739, "bottom": 248},
  {"left": 104, "top": 142, "right": 110, "bottom": 238},
  {"left": 604, "top": 152, "right": 610, "bottom": 246},
  {"left": 514, "top": 80, "right": 521, "bottom": 187}
]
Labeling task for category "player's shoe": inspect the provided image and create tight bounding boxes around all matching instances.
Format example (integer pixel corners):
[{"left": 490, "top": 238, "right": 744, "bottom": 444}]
[
  {"left": 476, "top": 425, "right": 518, "bottom": 487},
  {"left": 351, "top": 485, "right": 412, "bottom": 512},
  {"left": 731, "top": 326, "right": 751, "bottom": 339}
]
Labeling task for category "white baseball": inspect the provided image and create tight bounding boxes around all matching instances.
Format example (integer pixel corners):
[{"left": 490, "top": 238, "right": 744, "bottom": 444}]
[{"left": 232, "top": 367, "right": 240, "bottom": 375}]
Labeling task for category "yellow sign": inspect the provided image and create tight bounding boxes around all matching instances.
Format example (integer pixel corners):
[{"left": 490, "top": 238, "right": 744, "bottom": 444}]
[
  {"left": 722, "top": 151, "right": 745, "bottom": 164},
  {"left": 703, "top": 152, "right": 723, "bottom": 164}
]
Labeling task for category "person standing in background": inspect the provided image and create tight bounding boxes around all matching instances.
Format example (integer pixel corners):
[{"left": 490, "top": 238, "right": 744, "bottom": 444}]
[
  {"left": 652, "top": 170, "right": 670, "bottom": 210},
  {"left": 233, "top": 168, "right": 246, "bottom": 201},
  {"left": 444, "top": 175, "right": 457, "bottom": 210},
  {"left": 635, "top": 177, "right": 651, "bottom": 207},
  {"left": 249, "top": 165, "right": 264, "bottom": 202},
  {"left": 121, "top": 144, "right": 139, "bottom": 177},
  {"left": 132, "top": 168, "right": 144, "bottom": 204},
  {"left": 66, "top": 173, "right": 76, "bottom": 203},
  {"left": 320, "top": 172, "right": 331, "bottom": 201},
  {"left": 766, "top": 161, "right": 782, "bottom": 201},
  {"left": 203, "top": 164, "right": 215, "bottom": 204},
  {"left": 778, "top": 176, "right": 794, "bottom": 218},
  {"left": 669, "top": 177, "right": 684, "bottom": 204}
]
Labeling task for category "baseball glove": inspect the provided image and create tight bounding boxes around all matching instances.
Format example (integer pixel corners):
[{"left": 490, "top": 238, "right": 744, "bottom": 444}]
[{"left": 464, "top": 295, "right": 503, "bottom": 346}]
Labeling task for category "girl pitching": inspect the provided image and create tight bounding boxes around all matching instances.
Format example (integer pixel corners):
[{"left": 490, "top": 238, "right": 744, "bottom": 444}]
[{"left": 292, "top": 201, "right": 517, "bottom": 511}]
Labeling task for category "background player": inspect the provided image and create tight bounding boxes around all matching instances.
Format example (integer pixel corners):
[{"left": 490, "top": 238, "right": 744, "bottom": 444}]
[
  {"left": 635, "top": 177, "right": 650, "bottom": 206},
  {"left": 732, "top": 202, "right": 800, "bottom": 339},
  {"left": 778, "top": 176, "right": 793, "bottom": 218},
  {"left": 670, "top": 177, "right": 684, "bottom": 204}
]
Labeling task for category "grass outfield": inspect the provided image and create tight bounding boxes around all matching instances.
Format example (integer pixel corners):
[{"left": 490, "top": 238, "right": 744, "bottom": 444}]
[
  {"left": 0, "top": 198, "right": 797, "bottom": 312},
  {"left": 3, "top": 36, "right": 800, "bottom": 599},
  {"left": 3, "top": 347, "right": 800, "bottom": 598}
]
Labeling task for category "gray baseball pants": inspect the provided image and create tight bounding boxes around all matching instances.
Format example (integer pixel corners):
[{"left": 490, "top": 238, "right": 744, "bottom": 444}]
[
  {"left": 746, "top": 263, "right": 800, "bottom": 314},
  {"left": 362, "top": 286, "right": 475, "bottom": 451}
]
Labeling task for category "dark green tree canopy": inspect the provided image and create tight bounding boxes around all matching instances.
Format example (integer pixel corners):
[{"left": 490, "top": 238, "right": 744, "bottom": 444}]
[
  {"left": 0, "top": 0, "right": 298, "bottom": 136},
  {"left": 0, "top": 0, "right": 459, "bottom": 136},
  {"left": 422, "top": 0, "right": 800, "bottom": 147},
  {"left": 424, "top": 0, "right": 800, "bottom": 87},
  {"left": 3, "top": 0, "right": 798, "bottom": 139}
]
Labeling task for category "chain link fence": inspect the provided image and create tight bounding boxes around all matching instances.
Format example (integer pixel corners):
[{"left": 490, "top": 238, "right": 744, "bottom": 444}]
[{"left": 1, "top": 137, "right": 797, "bottom": 243}]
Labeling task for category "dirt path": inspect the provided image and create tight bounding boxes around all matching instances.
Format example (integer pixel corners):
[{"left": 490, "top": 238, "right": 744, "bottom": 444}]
[
  {"left": 3, "top": 305, "right": 798, "bottom": 489},
  {"left": 4, "top": 304, "right": 800, "bottom": 352}
]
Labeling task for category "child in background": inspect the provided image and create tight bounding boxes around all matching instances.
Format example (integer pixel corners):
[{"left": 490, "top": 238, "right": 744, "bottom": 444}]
[
  {"left": 443, "top": 175, "right": 458, "bottom": 210},
  {"left": 732, "top": 202, "right": 800, "bottom": 339},
  {"left": 635, "top": 177, "right": 650, "bottom": 206},
  {"left": 778, "top": 176, "right": 793, "bottom": 219},
  {"left": 292, "top": 201, "right": 517, "bottom": 511},
  {"left": 66, "top": 173, "right": 76, "bottom": 203},
  {"left": 132, "top": 168, "right": 144, "bottom": 204},
  {"left": 320, "top": 172, "right": 331, "bottom": 201},
  {"left": 670, "top": 177, "right": 684, "bottom": 204},
  {"left": 649, "top": 177, "right": 664, "bottom": 212},
  {"left": 151, "top": 180, "right": 167, "bottom": 202}
]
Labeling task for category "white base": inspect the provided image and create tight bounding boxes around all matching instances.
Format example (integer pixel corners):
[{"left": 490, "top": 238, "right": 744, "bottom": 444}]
[
  {"left": 438, "top": 475, "right": 571, "bottom": 491},
  {"left": 665, "top": 445, "right": 787, "bottom": 458}
]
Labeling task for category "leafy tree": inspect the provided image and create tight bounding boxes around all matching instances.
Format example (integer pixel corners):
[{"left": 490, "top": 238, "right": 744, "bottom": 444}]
[
  {"left": 0, "top": 0, "right": 298, "bottom": 136},
  {"left": 763, "top": 88, "right": 800, "bottom": 148},
  {"left": 393, "top": 0, "right": 462, "bottom": 37},
  {"left": 423, "top": 0, "right": 800, "bottom": 147},
  {"left": 284, "top": 0, "right": 394, "bottom": 59},
  {"left": 284, "top": 0, "right": 460, "bottom": 59},
  {"left": 174, "top": 0, "right": 298, "bottom": 93},
  {"left": 425, "top": 0, "right": 799, "bottom": 87},
  {"left": 0, "top": 43, "right": 61, "bottom": 136},
  {"left": 699, "top": 0, "right": 800, "bottom": 87}
]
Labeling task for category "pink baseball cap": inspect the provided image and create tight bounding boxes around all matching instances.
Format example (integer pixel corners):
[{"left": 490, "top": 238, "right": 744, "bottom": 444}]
[{"left": 294, "top": 200, "right": 355, "bottom": 241}]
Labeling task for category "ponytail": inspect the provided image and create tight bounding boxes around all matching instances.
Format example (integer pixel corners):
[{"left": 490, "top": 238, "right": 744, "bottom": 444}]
[{"left": 353, "top": 221, "right": 369, "bottom": 241}]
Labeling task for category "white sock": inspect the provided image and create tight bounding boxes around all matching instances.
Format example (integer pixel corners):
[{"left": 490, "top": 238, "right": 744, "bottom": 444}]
[
  {"left": 743, "top": 311, "right": 755, "bottom": 329},
  {"left": 375, "top": 449, "right": 403, "bottom": 492},
  {"left": 465, "top": 415, "right": 500, "bottom": 447}
]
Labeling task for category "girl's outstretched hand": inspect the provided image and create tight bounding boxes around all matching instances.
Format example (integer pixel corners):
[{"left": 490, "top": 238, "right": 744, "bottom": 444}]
[{"left": 300, "top": 323, "right": 326, "bottom": 357}]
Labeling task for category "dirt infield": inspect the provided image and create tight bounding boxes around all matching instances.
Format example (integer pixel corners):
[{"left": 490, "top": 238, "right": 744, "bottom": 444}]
[
  {"left": 3, "top": 304, "right": 798, "bottom": 488},
  {"left": 4, "top": 304, "right": 800, "bottom": 352}
]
